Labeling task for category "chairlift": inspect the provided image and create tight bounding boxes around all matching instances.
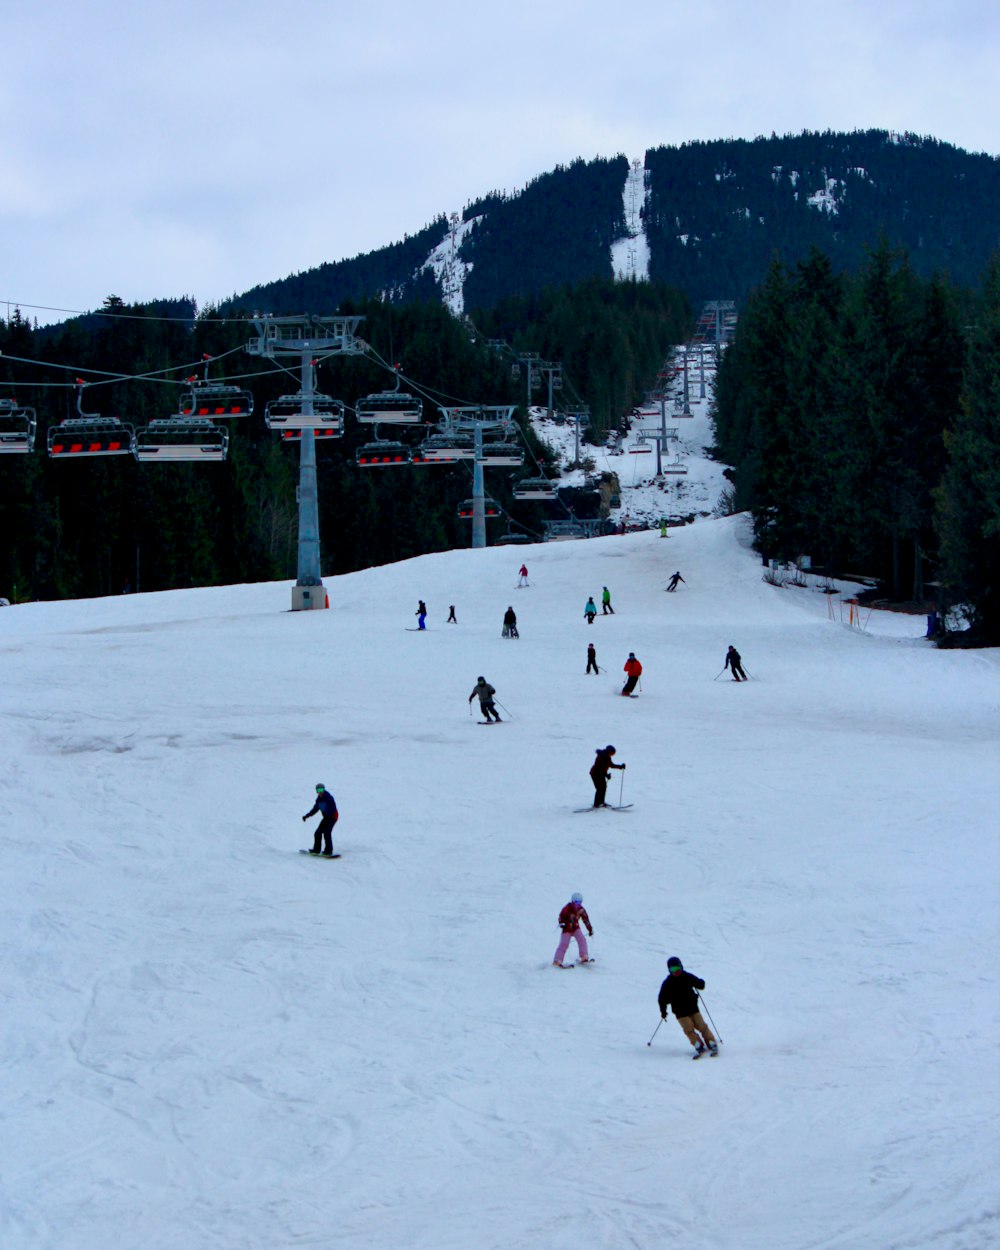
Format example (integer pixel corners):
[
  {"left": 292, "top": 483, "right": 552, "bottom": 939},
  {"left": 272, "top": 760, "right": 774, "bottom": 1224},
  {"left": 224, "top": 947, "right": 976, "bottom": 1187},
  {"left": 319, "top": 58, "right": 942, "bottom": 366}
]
[
  {"left": 134, "top": 419, "right": 229, "bottom": 463},
  {"left": 48, "top": 383, "right": 134, "bottom": 458},
  {"left": 277, "top": 428, "right": 341, "bottom": 443},
  {"left": 662, "top": 461, "right": 688, "bottom": 476},
  {"left": 264, "top": 393, "right": 345, "bottom": 433},
  {"left": 495, "top": 529, "right": 534, "bottom": 545},
  {"left": 0, "top": 399, "right": 36, "bottom": 453},
  {"left": 417, "top": 433, "right": 475, "bottom": 462},
  {"left": 512, "top": 477, "right": 558, "bottom": 501},
  {"left": 629, "top": 439, "right": 653, "bottom": 454},
  {"left": 179, "top": 380, "right": 253, "bottom": 419},
  {"left": 355, "top": 440, "right": 412, "bottom": 468},
  {"left": 355, "top": 391, "right": 423, "bottom": 424},
  {"left": 479, "top": 441, "right": 524, "bottom": 467},
  {"left": 457, "top": 497, "right": 501, "bottom": 519}
]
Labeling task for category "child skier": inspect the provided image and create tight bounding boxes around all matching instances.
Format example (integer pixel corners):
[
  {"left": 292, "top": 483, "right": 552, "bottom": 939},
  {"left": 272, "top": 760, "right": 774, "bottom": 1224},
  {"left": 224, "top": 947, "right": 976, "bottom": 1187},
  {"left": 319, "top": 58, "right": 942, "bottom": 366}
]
[
  {"left": 584, "top": 596, "right": 597, "bottom": 624},
  {"left": 586, "top": 642, "right": 599, "bottom": 675},
  {"left": 552, "top": 892, "right": 594, "bottom": 968},
  {"left": 657, "top": 956, "right": 718, "bottom": 1057},
  {"left": 518, "top": 563, "right": 529, "bottom": 587}
]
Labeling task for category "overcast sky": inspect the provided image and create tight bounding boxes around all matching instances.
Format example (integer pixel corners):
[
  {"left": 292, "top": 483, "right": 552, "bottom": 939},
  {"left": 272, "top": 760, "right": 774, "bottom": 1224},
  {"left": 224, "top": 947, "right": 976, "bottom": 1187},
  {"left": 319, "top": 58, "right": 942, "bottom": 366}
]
[{"left": 2, "top": 0, "right": 997, "bottom": 324}]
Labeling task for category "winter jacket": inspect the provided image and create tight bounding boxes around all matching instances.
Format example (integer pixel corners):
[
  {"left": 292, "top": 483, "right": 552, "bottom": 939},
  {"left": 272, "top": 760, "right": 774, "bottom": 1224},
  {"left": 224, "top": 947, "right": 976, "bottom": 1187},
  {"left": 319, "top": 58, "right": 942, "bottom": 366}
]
[
  {"left": 602, "top": 589, "right": 611, "bottom": 605},
  {"left": 470, "top": 680, "right": 496, "bottom": 707},
  {"left": 558, "top": 902, "right": 592, "bottom": 935},
  {"left": 624, "top": 656, "right": 642, "bottom": 677},
  {"left": 657, "top": 969, "right": 706, "bottom": 1018},
  {"left": 590, "top": 749, "right": 622, "bottom": 782},
  {"left": 724, "top": 647, "right": 741, "bottom": 670},
  {"left": 503, "top": 608, "right": 517, "bottom": 627},
  {"left": 584, "top": 599, "right": 597, "bottom": 616},
  {"left": 304, "top": 791, "right": 338, "bottom": 820}
]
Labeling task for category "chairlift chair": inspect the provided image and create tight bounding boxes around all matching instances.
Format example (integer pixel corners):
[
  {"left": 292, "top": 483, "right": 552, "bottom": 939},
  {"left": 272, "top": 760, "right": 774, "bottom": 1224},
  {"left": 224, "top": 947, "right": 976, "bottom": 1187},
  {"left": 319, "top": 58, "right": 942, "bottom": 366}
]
[
  {"left": 355, "top": 440, "right": 412, "bottom": 468},
  {"left": 264, "top": 393, "right": 345, "bottom": 433},
  {"left": 479, "top": 441, "right": 524, "bottom": 467},
  {"left": 417, "top": 433, "right": 475, "bottom": 462},
  {"left": 662, "top": 461, "right": 688, "bottom": 476},
  {"left": 629, "top": 439, "right": 653, "bottom": 454},
  {"left": 512, "top": 477, "right": 558, "bottom": 501},
  {"left": 179, "top": 380, "right": 254, "bottom": 419},
  {"left": 457, "top": 498, "right": 501, "bottom": 519},
  {"left": 134, "top": 419, "right": 229, "bottom": 463},
  {"left": 0, "top": 400, "right": 36, "bottom": 453},
  {"left": 355, "top": 391, "right": 423, "bottom": 424}
]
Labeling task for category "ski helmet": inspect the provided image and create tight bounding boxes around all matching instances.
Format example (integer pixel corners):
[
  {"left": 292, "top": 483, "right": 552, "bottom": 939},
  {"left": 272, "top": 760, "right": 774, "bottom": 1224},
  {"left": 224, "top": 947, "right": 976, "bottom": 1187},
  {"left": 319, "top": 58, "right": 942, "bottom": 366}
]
[
  {"left": 604, "top": 744, "right": 616, "bottom": 753},
  {"left": 628, "top": 652, "right": 635, "bottom": 658},
  {"left": 571, "top": 892, "right": 583, "bottom": 904},
  {"left": 477, "top": 676, "right": 485, "bottom": 683},
  {"left": 667, "top": 956, "right": 682, "bottom": 970},
  {"left": 316, "top": 783, "right": 326, "bottom": 793}
]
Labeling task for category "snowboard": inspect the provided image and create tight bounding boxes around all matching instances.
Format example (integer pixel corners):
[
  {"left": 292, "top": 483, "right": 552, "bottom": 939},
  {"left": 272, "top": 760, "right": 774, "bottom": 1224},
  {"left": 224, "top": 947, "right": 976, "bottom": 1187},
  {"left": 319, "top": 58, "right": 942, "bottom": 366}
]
[{"left": 300, "top": 850, "right": 342, "bottom": 859}]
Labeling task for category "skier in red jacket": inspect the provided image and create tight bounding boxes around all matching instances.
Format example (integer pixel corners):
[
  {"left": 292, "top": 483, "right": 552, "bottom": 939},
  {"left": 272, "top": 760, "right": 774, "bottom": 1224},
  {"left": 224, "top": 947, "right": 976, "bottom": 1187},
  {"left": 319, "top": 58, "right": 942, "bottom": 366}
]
[
  {"left": 622, "top": 652, "right": 642, "bottom": 695},
  {"left": 552, "top": 892, "right": 594, "bottom": 967}
]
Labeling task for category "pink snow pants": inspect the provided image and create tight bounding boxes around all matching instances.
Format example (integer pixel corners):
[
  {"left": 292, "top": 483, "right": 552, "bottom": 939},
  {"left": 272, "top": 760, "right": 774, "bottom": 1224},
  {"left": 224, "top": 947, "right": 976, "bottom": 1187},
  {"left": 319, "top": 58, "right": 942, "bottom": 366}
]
[{"left": 554, "top": 928, "right": 590, "bottom": 964}]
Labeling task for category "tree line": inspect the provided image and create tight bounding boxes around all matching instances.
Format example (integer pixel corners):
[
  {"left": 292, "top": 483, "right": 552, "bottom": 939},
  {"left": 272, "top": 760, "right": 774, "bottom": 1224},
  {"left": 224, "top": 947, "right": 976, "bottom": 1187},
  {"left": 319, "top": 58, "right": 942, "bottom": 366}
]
[{"left": 712, "top": 244, "right": 1000, "bottom": 643}]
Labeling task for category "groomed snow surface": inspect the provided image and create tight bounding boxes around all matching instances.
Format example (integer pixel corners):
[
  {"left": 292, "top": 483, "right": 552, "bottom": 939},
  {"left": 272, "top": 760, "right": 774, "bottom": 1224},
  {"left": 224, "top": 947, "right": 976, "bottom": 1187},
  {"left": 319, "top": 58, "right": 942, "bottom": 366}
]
[{"left": 2, "top": 517, "right": 997, "bottom": 1250}]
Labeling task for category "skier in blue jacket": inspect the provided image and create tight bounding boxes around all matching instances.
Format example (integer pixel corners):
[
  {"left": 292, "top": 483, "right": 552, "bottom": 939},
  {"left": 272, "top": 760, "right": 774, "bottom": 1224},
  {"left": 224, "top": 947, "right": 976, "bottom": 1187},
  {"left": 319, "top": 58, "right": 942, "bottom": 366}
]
[{"left": 302, "top": 783, "right": 339, "bottom": 856}]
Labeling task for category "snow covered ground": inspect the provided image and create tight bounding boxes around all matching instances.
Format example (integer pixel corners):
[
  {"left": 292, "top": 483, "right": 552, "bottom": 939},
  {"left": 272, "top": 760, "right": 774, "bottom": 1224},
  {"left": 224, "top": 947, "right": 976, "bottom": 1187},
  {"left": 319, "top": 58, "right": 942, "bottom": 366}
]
[{"left": 2, "top": 514, "right": 997, "bottom": 1250}]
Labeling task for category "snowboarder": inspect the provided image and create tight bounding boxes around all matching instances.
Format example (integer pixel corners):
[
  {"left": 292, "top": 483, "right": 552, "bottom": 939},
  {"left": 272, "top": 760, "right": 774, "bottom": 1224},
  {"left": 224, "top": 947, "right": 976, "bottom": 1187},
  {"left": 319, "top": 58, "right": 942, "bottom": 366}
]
[
  {"left": 659, "top": 517, "right": 668, "bottom": 538},
  {"left": 502, "top": 606, "right": 519, "bottom": 638},
  {"left": 302, "top": 783, "right": 339, "bottom": 857},
  {"left": 590, "top": 745, "right": 625, "bottom": 808},
  {"left": 586, "top": 642, "right": 599, "bottom": 675},
  {"left": 552, "top": 892, "right": 594, "bottom": 967},
  {"left": 469, "top": 676, "right": 501, "bottom": 722},
  {"left": 584, "top": 596, "right": 597, "bottom": 624},
  {"left": 518, "top": 563, "right": 529, "bottom": 587},
  {"left": 622, "top": 652, "right": 642, "bottom": 695},
  {"left": 601, "top": 586, "right": 615, "bottom": 615},
  {"left": 415, "top": 600, "right": 427, "bottom": 630},
  {"left": 666, "top": 571, "right": 686, "bottom": 592},
  {"left": 724, "top": 644, "right": 747, "bottom": 681},
  {"left": 657, "top": 956, "right": 718, "bottom": 1057}
]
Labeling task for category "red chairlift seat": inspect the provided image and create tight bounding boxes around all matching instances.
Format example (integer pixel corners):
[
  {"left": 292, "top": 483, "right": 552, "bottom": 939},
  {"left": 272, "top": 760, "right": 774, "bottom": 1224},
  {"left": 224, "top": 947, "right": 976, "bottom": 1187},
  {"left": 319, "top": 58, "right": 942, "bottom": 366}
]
[
  {"left": 355, "top": 441, "right": 412, "bottom": 467},
  {"left": 180, "top": 381, "right": 254, "bottom": 419}
]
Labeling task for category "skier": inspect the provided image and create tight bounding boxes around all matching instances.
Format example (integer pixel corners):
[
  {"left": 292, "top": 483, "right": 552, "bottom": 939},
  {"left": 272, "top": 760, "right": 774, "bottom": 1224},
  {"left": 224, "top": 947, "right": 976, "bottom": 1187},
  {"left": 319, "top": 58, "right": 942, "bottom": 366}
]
[
  {"left": 601, "top": 586, "right": 615, "bottom": 615},
  {"left": 586, "top": 642, "right": 599, "bottom": 675},
  {"left": 469, "top": 676, "right": 501, "bottom": 723},
  {"left": 659, "top": 517, "right": 668, "bottom": 538},
  {"left": 302, "top": 783, "right": 339, "bottom": 857},
  {"left": 657, "top": 956, "right": 718, "bottom": 1057},
  {"left": 666, "top": 571, "right": 686, "bottom": 592},
  {"left": 724, "top": 644, "right": 747, "bottom": 681},
  {"left": 518, "top": 563, "right": 529, "bottom": 587},
  {"left": 415, "top": 600, "right": 427, "bottom": 630},
  {"left": 447, "top": 605, "right": 457, "bottom": 623},
  {"left": 584, "top": 596, "right": 597, "bottom": 624},
  {"left": 590, "top": 744, "right": 625, "bottom": 808},
  {"left": 622, "top": 652, "right": 642, "bottom": 695},
  {"left": 502, "top": 606, "right": 519, "bottom": 638},
  {"left": 552, "top": 892, "right": 594, "bottom": 968}
]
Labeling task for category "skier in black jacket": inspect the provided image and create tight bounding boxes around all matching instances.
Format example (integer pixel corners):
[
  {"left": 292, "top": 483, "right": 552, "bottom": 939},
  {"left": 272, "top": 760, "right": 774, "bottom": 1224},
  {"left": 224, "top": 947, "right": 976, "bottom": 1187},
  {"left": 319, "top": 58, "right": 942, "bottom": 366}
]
[
  {"left": 302, "top": 783, "right": 339, "bottom": 856},
  {"left": 657, "top": 955, "right": 718, "bottom": 1056}
]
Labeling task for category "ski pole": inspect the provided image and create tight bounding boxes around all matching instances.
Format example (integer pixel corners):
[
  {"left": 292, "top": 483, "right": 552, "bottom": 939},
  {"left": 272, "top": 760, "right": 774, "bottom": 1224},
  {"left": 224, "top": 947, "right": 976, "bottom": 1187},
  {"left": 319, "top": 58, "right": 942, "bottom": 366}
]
[
  {"left": 618, "top": 768, "right": 626, "bottom": 806},
  {"left": 638, "top": 675, "right": 643, "bottom": 693},
  {"left": 495, "top": 700, "right": 513, "bottom": 719},
  {"left": 697, "top": 993, "right": 722, "bottom": 1044},
  {"left": 713, "top": 668, "right": 726, "bottom": 681},
  {"left": 646, "top": 1018, "right": 664, "bottom": 1046},
  {"left": 742, "top": 668, "right": 753, "bottom": 681}
]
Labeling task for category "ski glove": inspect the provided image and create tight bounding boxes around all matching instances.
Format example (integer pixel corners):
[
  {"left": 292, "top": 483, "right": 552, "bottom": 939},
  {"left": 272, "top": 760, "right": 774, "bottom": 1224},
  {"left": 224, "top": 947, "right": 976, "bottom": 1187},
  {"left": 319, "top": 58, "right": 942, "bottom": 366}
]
[{"left": 302, "top": 815, "right": 308, "bottom": 821}]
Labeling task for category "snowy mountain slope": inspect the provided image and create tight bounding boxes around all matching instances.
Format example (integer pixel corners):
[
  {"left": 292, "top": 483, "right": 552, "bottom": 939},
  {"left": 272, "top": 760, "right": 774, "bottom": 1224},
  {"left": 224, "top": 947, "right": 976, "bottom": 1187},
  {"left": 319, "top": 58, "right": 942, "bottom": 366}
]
[{"left": 1, "top": 519, "right": 997, "bottom": 1250}]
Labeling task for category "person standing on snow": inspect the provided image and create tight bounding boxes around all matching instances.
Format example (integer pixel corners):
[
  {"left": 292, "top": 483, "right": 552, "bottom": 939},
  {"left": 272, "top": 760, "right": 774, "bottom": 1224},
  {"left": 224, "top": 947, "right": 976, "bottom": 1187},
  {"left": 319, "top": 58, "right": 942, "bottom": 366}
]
[
  {"left": 590, "top": 745, "right": 625, "bottom": 808},
  {"left": 601, "top": 586, "right": 615, "bottom": 615},
  {"left": 666, "top": 571, "right": 686, "bottom": 592},
  {"left": 518, "top": 563, "right": 529, "bottom": 587},
  {"left": 502, "top": 606, "right": 519, "bottom": 638},
  {"left": 586, "top": 642, "right": 599, "bottom": 675},
  {"left": 622, "top": 652, "right": 642, "bottom": 695},
  {"left": 584, "top": 596, "right": 597, "bottom": 624},
  {"left": 724, "top": 644, "right": 747, "bottom": 681},
  {"left": 657, "top": 956, "right": 718, "bottom": 1057},
  {"left": 447, "top": 605, "right": 457, "bottom": 624},
  {"left": 302, "top": 783, "right": 339, "bottom": 857},
  {"left": 415, "top": 600, "right": 427, "bottom": 630},
  {"left": 552, "top": 892, "right": 594, "bottom": 967},
  {"left": 469, "top": 676, "right": 501, "bottom": 722}
]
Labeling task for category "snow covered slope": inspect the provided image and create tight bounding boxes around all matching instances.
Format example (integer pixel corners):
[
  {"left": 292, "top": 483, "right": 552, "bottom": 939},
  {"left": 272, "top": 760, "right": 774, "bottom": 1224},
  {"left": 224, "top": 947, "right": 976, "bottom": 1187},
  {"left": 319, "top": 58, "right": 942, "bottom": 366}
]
[{"left": 1, "top": 518, "right": 997, "bottom": 1250}]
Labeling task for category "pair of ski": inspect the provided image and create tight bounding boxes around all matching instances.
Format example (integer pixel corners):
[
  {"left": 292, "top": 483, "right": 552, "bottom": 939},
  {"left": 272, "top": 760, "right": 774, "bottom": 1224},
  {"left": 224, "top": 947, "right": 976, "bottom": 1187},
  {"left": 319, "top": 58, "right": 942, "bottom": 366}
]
[
  {"left": 299, "top": 850, "right": 342, "bottom": 859},
  {"left": 553, "top": 958, "right": 596, "bottom": 969},
  {"left": 573, "top": 803, "right": 633, "bottom": 812},
  {"left": 692, "top": 1046, "right": 720, "bottom": 1061}
]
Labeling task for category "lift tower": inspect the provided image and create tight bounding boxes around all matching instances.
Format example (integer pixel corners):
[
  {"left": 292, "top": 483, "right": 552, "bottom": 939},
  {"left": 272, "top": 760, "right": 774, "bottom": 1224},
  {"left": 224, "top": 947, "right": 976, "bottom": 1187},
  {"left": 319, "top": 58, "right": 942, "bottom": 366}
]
[{"left": 247, "top": 314, "right": 365, "bottom": 611}]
